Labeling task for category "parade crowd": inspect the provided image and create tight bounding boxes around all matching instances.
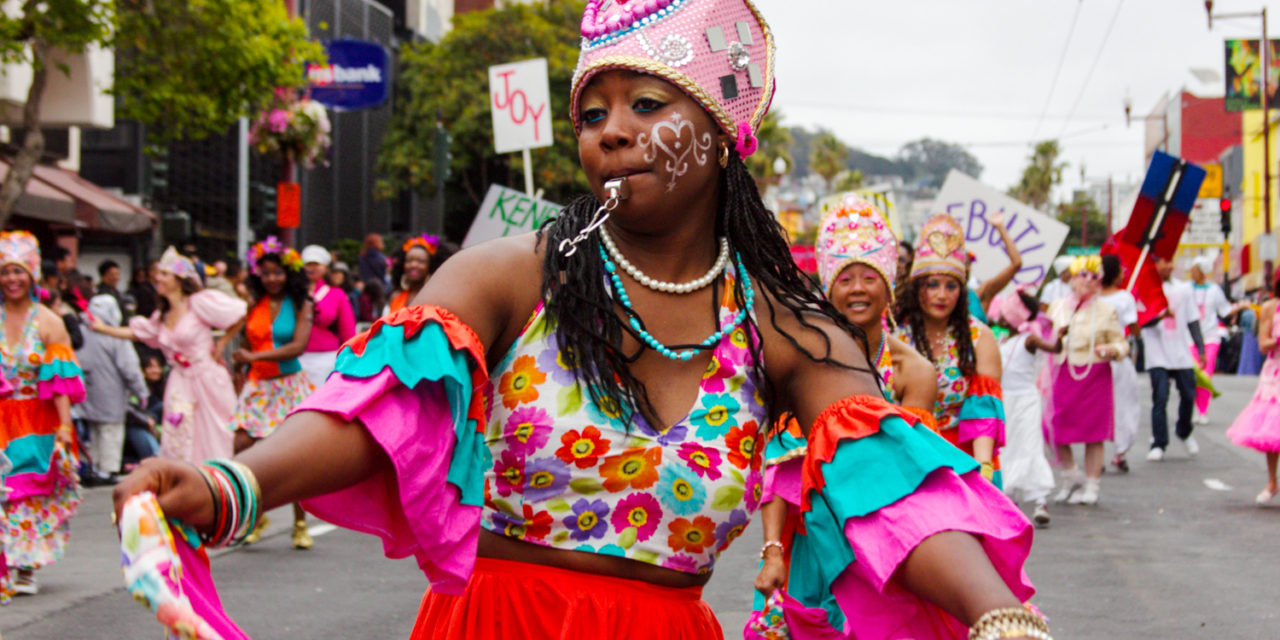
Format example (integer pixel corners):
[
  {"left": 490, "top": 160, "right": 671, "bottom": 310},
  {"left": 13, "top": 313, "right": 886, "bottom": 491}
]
[{"left": 0, "top": 231, "right": 456, "bottom": 601}]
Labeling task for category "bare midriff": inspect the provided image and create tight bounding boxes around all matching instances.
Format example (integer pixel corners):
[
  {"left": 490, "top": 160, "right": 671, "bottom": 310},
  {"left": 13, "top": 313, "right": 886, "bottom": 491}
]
[{"left": 477, "top": 529, "right": 713, "bottom": 589}]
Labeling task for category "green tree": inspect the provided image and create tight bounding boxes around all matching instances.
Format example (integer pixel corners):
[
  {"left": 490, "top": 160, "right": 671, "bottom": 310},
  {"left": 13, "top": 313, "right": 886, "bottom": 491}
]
[
  {"left": 898, "top": 137, "right": 983, "bottom": 188},
  {"left": 0, "top": 0, "right": 113, "bottom": 228},
  {"left": 0, "top": 0, "right": 321, "bottom": 229},
  {"left": 744, "top": 110, "right": 793, "bottom": 186},
  {"left": 830, "top": 169, "right": 865, "bottom": 193},
  {"left": 1058, "top": 191, "right": 1109, "bottom": 248},
  {"left": 113, "top": 0, "right": 322, "bottom": 144},
  {"left": 809, "top": 129, "right": 849, "bottom": 190},
  {"left": 1008, "top": 140, "right": 1066, "bottom": 211},
  {"left": 376, "top": 1, "right": 587, "bottom": 239}
]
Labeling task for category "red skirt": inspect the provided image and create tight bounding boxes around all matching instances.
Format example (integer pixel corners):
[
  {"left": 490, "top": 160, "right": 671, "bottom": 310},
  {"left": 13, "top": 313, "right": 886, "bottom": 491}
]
[{"left": 411, "top": 557, "right": 722, "bottom": 640}]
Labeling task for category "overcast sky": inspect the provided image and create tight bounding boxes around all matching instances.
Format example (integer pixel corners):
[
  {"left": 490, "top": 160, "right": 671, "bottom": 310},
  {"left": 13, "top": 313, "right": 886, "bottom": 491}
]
[{"left": 751, "top": 0, "right": 1280, "bottom": 194}]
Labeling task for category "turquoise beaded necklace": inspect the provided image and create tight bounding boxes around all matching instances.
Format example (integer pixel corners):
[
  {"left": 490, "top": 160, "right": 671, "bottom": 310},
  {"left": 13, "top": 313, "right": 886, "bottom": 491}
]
[{"left": 600, "top": 244, "right": 755, "bottom": 361}]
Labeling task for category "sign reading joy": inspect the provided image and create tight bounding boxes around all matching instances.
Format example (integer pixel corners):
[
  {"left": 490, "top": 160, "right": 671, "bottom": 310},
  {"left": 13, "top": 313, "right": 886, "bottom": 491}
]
[
  {"left": 932, "top": 170, "right": 1070, "bottom": 290},
  {"left": 489, "top": 58, "right": 553, "bottom": 155}
]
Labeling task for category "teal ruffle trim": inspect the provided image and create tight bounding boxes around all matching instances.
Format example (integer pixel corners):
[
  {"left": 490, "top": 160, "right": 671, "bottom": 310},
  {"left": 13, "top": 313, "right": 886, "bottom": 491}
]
[
  {"left": 958, "top": 394, "right": 1005, "bottom": 422},
  {"left": 764, "top": 428, "right": 805, "bottom": 463},
  {"left": 37, "top": 357, "right": 83, "bottom": 382},
  {"left": 789, "top": 415, "right": 979, "bottom": 632},
  {"left": 335, "top": 322, "right": 486, "bottom": 508}
]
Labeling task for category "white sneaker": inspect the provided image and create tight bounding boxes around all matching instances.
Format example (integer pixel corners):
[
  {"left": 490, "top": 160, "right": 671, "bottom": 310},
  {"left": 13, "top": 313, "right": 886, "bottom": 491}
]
[
  {"left": 1032, "top": 503, "right": 1051, "bottom": 527},
  {"left": 1181, "top": 435, "right": 1200, "bottom": 458},
  {"left": 1194, "top": 413, "right": 1210, "bottom": 426},
  {"left": 1146, "top": 447, "right": 1165, "bottom": 462},
  {"left": 1070, "top": 479, "right": 1100, "bottom": 505}
]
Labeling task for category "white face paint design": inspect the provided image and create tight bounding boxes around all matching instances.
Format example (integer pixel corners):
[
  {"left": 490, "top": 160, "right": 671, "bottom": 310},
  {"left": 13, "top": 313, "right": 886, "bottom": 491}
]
[{"left": 637, "top": 112, "right": 714, "bottom": 192}]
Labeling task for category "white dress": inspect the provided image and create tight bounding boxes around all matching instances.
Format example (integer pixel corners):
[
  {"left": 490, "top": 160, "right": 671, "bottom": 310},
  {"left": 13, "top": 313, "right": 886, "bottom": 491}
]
[
  {"left": 998, "top": 333, "right": 1055, "bottom": 503},
  {"left": 1099, "top": 289, "right": 1140, "bottom": 455}
]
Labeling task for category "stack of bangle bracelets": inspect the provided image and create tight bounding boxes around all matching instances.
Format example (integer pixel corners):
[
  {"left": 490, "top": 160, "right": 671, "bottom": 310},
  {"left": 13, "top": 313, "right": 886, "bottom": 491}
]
[{"left": 196, "top": 459, "right": 263, "bottom": 548}]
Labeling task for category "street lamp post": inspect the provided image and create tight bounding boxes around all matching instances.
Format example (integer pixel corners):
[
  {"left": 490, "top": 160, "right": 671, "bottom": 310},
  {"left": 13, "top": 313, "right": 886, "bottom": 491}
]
[{"left": 1209, "top": 5, "right": 1273, "bottom": 283}]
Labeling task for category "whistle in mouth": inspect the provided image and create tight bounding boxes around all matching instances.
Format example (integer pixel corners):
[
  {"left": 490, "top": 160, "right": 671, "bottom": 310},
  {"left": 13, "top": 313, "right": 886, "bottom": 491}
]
[{"left": 604, "top": 177, "right": 631, "bottom": 201}]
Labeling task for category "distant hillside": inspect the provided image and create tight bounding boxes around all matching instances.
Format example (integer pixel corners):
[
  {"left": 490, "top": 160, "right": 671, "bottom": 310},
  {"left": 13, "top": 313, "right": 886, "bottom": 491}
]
[{"left": 787, "top": 127, "right": 981, "bottom": 189}]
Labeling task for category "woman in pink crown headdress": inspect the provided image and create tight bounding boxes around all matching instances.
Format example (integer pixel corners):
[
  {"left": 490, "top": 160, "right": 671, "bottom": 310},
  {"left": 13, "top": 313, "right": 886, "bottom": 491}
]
[
  {"left": 110, "top": 2, "right": 1049, "bottom": 639},
  {"left": 92, "top": 247, "right": 246, "bottom": 465},
  {"left": 1227, "top": 271, "right": 1280, "bottom": 504}
]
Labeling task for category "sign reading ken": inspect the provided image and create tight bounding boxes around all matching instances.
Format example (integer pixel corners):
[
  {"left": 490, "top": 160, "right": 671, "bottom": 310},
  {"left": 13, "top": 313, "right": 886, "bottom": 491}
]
[
  {"left": 490, "top": 58, "right": 552, "bottom": 154},
  {"left": 463, "top": 184, "right": 563, "bottom": 248},
  {"left": 933, "top": 170, "right": 1070, "bottom": 290}
]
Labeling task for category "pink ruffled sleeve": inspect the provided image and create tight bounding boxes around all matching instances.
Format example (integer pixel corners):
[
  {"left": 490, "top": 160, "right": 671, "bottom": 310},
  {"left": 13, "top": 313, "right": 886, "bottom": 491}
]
[
  {"left": 128, "top": 312, "right": 163, "bottom": 349},
  {"left": 187, "top": 290, "right": 247, "bottom": 331}
]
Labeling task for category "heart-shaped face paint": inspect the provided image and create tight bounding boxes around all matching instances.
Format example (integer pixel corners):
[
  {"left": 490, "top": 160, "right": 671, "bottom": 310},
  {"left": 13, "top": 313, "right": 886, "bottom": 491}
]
[{"left": 638, "top": 113, "right": 713, "bottom": 192}]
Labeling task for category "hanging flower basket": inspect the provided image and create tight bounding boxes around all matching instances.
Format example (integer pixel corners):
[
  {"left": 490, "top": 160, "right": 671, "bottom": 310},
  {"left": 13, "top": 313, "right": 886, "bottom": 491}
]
[{"left": 249, "top": 88, "right": 332, "bottom": 168}]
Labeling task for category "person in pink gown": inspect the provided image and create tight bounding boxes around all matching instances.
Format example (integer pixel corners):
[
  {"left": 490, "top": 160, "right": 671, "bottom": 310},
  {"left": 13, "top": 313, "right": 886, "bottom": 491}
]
[
  {"left": 91, "top": 247, "right": 246, "bottom": 465},
  {"left": 1226, "top": 273, "right": 1280, "bottom": 504}
]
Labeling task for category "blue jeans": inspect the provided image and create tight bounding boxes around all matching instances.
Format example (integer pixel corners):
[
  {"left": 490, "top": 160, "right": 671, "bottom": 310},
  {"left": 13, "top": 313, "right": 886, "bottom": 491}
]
[
  {"left": 1149, "top": 368, "right": 1195, "bottom": 450},
  {"left": 124, "top": 422, "right": 160, "bottom": 463}
]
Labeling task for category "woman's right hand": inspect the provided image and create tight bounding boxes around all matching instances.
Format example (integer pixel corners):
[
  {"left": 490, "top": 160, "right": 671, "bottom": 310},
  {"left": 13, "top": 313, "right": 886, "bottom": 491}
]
[
  {"left": 112, "top": 458, "right": 215, "bottom": 532},
  {"left": 754, "top": 552, "right": 787, "bottom": 599}
]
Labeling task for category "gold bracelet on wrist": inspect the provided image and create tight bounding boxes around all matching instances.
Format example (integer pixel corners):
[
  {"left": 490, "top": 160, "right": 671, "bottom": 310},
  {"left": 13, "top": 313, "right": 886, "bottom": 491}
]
[{"left": 968, "top": 606, "right": 1052, "bottom": 640}]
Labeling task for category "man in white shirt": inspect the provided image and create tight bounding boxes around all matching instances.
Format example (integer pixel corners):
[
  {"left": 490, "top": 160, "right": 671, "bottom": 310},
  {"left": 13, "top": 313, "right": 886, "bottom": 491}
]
[
  {"left": 1140, "top": 257, "right": 1205, "bottom": 461},
  {"left": 1189, "top": 256, "right": 1232, "bottom": 425}
]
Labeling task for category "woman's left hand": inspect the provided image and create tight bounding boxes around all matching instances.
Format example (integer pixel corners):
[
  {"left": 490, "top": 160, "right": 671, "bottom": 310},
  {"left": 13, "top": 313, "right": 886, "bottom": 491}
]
[{"left": 231, "top": 348, "right": 254, "bottom": 365}]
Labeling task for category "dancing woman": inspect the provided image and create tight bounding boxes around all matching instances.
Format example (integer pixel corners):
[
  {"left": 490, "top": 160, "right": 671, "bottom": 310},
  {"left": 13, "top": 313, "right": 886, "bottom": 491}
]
[
  {"left": 387, "top": 235, "right": 456, "bottom": 315},
  {"left": 91, "top": 248, "right": 245, "bottom": 464},
  {"left": 1097, "top": 254, "right": 1140, "bottom": 472},
  {"left": 1045, "top": 256, "right": 1128, "bottom": 505},
  {"left": 0, "top": 231, "right": 86, "bottom": 596},
  {"left": 225, "top": 238, "right": 315, "bottom": 548},
  {"left": 1226, "top": 272, "right": 1280, "bottom": 503},
  {"left": 113, "top": 2, "right": 1046, "bottom": 638},
  {"left": 895, "top": 214, "right": 1007, "bottom": 482}
]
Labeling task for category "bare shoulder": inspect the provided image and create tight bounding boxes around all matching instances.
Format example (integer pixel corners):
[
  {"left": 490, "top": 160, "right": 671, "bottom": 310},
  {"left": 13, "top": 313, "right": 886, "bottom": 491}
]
[
  {"left": 414, "top": 233, "right": 545, "bottom": 358},
  {"left": 34, "top": 304, "right": 71, "bottom": 346}
]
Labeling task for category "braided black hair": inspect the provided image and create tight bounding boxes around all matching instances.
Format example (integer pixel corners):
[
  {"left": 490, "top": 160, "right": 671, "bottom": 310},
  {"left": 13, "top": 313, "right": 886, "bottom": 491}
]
[
  {"left": 895, "top": 276, "right": 977, "bottom": 377},
  {"left": 535, "top": 154, "right": 878, "bottom": 428},
  {"left": 246, "top": 254, "right": 311, "bottom": 312}
]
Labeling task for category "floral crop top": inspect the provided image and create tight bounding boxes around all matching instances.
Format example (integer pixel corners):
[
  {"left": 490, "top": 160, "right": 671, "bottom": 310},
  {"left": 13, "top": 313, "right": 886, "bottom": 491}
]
[
  {"left": 481, "top": 283, "right": 767, "bottom": 574},
  {"left": 896, "top": 316, "right": 983, "bottom": 432}
]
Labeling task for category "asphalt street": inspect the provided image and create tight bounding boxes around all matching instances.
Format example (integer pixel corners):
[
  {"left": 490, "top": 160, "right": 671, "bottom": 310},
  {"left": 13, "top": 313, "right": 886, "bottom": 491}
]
[{"left": 4, "top": 374, "right": 1279, "bottom": 639}]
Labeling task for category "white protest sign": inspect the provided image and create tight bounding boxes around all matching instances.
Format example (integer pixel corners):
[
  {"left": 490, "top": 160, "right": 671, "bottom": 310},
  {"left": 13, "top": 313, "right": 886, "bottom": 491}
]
[
  {"left": 490, "top": 58, "right": 553, "bottom": 154},
  {"left": 932, "top": 170, "right": 1070, "bottom": 290},
  {"left": 463, "top": 184, "right": 563, "bottom": 248}
]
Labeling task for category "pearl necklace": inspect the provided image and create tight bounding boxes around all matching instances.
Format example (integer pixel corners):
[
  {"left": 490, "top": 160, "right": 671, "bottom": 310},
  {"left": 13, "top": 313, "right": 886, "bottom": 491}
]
[
  {"left": 600, "top": 245, "right": 754, "bottom": 361},
  {"left": 600, "top": 228, "right": 730, "bottom": 294}
]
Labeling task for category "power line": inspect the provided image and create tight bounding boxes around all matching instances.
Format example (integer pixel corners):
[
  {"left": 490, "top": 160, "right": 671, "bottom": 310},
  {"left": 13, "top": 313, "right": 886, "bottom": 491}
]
[
  {"left": 1033, "top": 0, "right": 1085, "bottom": 140},
  {"left": 782, "top": 99, "right": 1113, "bottom": 121},
  {"left": 1057, "top": 0, "right": 1127, "bottom": 139}
]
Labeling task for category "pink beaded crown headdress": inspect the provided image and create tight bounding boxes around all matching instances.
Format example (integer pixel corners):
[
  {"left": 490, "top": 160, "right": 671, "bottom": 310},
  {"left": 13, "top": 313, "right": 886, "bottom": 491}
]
[
  {"left": 815, "top": 193, "right": 898, "bottom": 299},
  {"left": 157, "top": 246, "right": 200, "bottom": 282},
  {"left": 0, "top": 231, "right": 41, "bottom": 281},
  {"left": 909, "top": 214, "right": 968, "bottom": 282},
  {"left": 570, "top": 0, "right": 776, "bottom": 157}
]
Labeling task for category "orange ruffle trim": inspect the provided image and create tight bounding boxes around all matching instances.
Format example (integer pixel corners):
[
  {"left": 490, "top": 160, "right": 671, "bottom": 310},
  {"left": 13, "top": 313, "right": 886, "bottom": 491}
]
[
  {"left": 967, "top": 373, "right": 1003, "bottom": 399},
  {"left": 799, "top": 395, "right": 923, "bottom": 514}
]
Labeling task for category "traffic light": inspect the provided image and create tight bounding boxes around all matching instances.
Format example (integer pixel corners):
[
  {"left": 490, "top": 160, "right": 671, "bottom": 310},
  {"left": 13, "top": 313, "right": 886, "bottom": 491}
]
[{"left": 1220, "top": 188, "right": 1232, "bottom": 236}]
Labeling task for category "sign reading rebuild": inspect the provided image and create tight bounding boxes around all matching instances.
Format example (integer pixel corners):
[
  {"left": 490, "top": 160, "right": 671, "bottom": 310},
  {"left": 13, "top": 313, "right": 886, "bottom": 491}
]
[
  {"left": 462, "top": 184, "right": 563, "bottom": 248},
  {"left": 933, "top": 170, "right": 1070, "bottom": 291},
  {"left": 307, "top": 39, "right": 390, "bottom": 111}
]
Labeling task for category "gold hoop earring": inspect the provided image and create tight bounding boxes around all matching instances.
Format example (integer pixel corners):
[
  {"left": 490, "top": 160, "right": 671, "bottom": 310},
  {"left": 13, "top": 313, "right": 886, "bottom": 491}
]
[{"left": 718, "top": 143, "right": 730, "bottom": 168}]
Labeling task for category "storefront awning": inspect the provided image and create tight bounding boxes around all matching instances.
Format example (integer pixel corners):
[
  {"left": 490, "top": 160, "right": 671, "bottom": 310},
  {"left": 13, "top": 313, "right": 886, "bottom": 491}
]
[
  {"left": 0, "top": 158, "right": 76, "bottom": 224},
  {"left": 29, "top": 164, "right": 156, "bottom": 233}
]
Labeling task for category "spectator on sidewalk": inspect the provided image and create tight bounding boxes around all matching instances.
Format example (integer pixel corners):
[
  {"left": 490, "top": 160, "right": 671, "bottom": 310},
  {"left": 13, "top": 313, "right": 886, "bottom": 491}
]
[
  {"left": 357, "top": 233, "right": 388, "bottom": 288},
  {"left": 96, "top": 260, "right": 125, "bottom": 321},
  {"left": 78, "top": 295, "right": 149, "bottom": 481},
  {"left": 124, "top": 354, "right": 165, "bottom": 469}
]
